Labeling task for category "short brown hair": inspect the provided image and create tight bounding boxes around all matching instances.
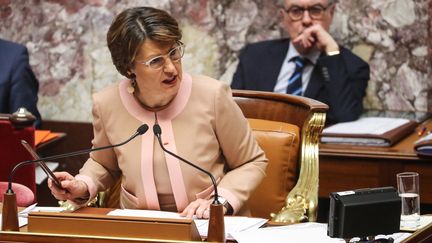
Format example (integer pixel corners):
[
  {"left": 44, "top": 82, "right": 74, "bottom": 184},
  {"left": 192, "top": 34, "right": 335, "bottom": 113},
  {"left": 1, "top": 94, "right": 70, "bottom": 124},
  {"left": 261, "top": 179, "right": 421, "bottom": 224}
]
[{"left": 107, "top": 7, "right": 182, "bottom": 78}]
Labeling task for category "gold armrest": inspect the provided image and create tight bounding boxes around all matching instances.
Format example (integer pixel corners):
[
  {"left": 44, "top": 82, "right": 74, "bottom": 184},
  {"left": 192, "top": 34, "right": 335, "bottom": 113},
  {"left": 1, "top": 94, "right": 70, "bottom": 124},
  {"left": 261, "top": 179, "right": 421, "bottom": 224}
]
[{"left": 271, "top": 111, "right": 326, "bottom": 223}]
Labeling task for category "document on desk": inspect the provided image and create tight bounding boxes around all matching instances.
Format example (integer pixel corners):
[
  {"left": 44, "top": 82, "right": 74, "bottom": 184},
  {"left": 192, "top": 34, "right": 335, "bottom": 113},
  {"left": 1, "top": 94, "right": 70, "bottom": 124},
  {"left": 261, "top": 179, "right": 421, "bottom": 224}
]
[
  {"left": 0, "top": 214, "right": 28, "bottom": 229},
  {"left": 108, "top": 209, "right": 185, "bottom": 219},
  {"left": 414, "top": 133, "right": 432, "bottom": 156},
  {"left": 0, "top": 203, "right": 66, "bottom": 229},
  {"left": 194, "top": 216, "right": 268, "bottom": 240},
  {"left": 231, "top": 222, "right": 412, "bottom": 243},
  {"left": 231, "top": 223, "right": 344, "bottom": 243},
  {"left": 321, "top": 117, "right": 417, "bottom": 146}
]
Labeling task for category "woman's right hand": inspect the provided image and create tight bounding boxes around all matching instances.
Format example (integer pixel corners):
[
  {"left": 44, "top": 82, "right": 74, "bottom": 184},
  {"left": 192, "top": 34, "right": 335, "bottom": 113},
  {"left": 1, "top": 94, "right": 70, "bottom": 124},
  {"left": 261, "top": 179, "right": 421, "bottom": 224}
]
[{"left": 48, "top": 172, "right": 89, "bottom": 201}]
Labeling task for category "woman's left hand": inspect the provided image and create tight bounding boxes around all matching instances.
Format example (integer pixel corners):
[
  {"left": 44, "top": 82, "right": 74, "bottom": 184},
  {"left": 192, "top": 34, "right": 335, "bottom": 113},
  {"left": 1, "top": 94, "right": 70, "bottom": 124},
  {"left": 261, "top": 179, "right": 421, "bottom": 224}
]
[{"left": 180, "top": 198, "right": 227, "bottom": 219}]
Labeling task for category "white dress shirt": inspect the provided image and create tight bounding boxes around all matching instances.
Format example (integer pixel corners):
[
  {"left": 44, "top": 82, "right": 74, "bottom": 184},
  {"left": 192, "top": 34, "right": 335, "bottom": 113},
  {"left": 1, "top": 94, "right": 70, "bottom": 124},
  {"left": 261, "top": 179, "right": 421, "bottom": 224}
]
[{"left": 274, "top": 42, "right": 321, "bottom": 95}]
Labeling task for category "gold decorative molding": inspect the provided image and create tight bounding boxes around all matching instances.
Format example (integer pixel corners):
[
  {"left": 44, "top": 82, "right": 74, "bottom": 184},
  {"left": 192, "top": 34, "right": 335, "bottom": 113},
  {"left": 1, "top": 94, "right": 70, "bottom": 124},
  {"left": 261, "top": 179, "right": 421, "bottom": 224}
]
[{"left": 271, "top": 111, "right": 326, "bottom": 223}]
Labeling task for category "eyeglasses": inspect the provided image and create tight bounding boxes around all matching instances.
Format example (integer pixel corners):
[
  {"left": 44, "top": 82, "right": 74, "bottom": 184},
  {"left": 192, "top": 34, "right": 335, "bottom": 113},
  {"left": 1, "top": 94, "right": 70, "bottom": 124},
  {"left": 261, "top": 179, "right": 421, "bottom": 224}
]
[
  {"left": 284, "top": 4, "right": 330, "bottom": 21},
  {"left": 135, "top": 42, "right": 185, "bottom": 70}
]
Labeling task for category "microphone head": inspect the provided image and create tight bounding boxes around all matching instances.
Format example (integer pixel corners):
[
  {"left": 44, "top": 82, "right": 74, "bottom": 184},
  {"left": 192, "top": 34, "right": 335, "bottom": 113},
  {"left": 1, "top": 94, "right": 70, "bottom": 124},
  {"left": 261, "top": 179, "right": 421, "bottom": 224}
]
[
  {"left": 137, "top": 124, "right": 149, "bottom": 135},
  {"left": 153, "top": 124, "right": 162, "bottom": 136}
]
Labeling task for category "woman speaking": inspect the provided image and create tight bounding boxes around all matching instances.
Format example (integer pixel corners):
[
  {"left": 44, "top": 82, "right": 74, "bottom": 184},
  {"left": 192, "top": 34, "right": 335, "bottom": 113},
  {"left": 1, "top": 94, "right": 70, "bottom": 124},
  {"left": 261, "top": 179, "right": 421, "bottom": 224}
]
[{"left": 49, "top": 6, "right": 267, "bottom": 219}]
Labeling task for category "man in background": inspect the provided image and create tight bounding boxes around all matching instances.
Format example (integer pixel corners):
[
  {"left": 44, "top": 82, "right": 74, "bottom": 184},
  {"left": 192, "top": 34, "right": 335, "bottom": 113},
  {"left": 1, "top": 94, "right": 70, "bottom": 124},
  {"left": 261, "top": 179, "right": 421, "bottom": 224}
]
[
  {"left": 0, "top": 38, "right": 41, "bottom": 127},
  {"left": 232, "top": 0, "right": 369, "bottom": 124}
]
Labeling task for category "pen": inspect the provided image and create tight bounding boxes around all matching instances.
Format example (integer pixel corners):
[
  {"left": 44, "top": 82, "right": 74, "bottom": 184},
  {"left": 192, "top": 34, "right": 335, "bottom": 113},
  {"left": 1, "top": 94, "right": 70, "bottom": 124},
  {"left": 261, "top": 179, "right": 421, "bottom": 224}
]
[{"left": 418, "top": 127, "right": 427, "bottom": 136}]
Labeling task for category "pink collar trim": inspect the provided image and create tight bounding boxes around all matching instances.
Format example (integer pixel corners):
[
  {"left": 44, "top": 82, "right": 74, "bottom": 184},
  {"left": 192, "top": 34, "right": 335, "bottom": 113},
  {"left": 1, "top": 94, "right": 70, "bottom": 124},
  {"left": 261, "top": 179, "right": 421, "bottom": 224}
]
[
  {"left": 119, "top": 73, "right": 192, "bottom": 211},
  {"left": 119, "top": 73, "right": 192, "bottom": 121}
]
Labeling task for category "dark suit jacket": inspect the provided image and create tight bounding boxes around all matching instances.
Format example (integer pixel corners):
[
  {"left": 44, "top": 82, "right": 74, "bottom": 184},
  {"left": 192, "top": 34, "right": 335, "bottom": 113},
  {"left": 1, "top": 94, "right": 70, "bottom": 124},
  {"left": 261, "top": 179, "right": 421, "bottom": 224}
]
[
  {"left": 0, "top": 39, "right": 41, "bottom": 127},
  {"left": 232, "top": 39, "right": 370, "bottom": 124}
]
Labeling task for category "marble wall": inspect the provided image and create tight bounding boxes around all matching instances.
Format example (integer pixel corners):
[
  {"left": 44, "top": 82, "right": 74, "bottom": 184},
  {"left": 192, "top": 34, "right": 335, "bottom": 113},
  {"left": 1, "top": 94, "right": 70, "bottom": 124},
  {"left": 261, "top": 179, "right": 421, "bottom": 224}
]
[{"left": 0, "top": 0, "right": 431, "bottom": 122}]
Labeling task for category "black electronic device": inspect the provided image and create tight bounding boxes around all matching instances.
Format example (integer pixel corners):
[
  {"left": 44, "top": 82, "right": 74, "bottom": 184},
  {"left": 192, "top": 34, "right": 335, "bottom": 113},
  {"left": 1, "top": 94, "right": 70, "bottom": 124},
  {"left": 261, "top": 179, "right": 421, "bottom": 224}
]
[
  {"left": 328, "top": 186, "right": 401, "bottom": 239},
  {"left": 21, "top": 140, "right": 63, "bottom": 189}
]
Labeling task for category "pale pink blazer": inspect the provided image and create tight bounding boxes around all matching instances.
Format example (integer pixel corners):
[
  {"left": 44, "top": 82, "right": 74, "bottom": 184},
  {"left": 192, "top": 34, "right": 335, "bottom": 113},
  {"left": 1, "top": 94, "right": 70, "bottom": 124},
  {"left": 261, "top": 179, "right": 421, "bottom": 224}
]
[{"left": 76, "top": 73, "right": 267, "bottom": 215}]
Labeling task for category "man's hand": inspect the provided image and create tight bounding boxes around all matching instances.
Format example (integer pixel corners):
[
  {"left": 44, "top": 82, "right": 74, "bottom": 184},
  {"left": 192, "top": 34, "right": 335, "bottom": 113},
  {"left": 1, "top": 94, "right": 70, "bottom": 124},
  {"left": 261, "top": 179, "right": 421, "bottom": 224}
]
[{"left": 292, "top": 24, "right": 339, "bottom": 54}]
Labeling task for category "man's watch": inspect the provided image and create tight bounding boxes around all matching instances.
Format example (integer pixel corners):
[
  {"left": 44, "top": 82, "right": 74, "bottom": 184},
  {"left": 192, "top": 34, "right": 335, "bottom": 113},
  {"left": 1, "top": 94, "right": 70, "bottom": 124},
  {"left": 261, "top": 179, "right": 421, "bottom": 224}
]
[{"left": 214, "top": 196, "right": 233, "bottom": 215}]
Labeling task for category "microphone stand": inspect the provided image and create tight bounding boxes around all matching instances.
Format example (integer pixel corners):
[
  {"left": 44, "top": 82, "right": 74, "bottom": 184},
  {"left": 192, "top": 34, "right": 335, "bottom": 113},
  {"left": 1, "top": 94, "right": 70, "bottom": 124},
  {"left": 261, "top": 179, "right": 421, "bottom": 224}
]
[
  {"left": 1, "top": 124, "right": 149, "bottom": 231},
  {"left": 153, "top": 124, "right": 225, "bottom": 242},
  {"left": 1, "top": 188, "right": 18, "bottom": 231},
  {"left": 207, "top": 202, "right": 225, "bottom": 242},
  {"left": 1, "top": 108, "right": 37, "bottom": 231}
]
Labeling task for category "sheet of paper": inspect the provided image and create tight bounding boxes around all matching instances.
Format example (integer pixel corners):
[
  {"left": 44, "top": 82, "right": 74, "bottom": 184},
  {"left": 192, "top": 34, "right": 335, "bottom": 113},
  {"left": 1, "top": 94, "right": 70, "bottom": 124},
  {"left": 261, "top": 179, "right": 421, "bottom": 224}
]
[
  {"left": 33, "top": 206, "right": 66, "bottom": 213},
  {"left": 17, "top": 203, "right": 66, "bottom": 218},
  {"left": 35, "top": 130, "right": 51, "bottom": 146},
  {"left": 107, "top": 209, "right": 186, "bottom": 219},
  {"left": 195, "top": 216, "right": 267, "bottom": 240},
  {"left": 0, "top": 215, "right": 28, "bottom": 229},
  {"left": 232, "top": 222, "right": 344, "bottom": 243},
  {"left": 17, "top": 203, "right": 38, "bottom": 217},
  {"left": 41, "top": 132, "right": 61, "bottom": 143},
  {"left": 231, "top": 222, "right": 413, "bottom": 243},
  {"left": 415, "top": 133, "right": 432, "bottom": 144},
  {"left": 320, "top": 136, "right": 390, "bottom": 146},
  {"left": 0, "top": 203, "right": 67, "bottom": 229},
  {"left": 0, "top": 203, "right": 38, "bottom": 228},
  {"left": 400, "top": 215, "right": 432, "bottom": 232},
  {"left": 323, "top": 117, "right": 410, "bottom": 135}
]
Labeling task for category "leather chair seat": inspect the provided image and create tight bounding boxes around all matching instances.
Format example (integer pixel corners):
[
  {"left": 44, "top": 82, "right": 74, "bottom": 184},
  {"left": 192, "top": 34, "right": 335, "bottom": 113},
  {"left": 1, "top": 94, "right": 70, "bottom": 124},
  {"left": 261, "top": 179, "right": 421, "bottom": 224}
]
[
  {"left": 247, "top": 118, "right": 299, "bottom": 219},
  {"left": 0, "top": 182, "right": 35, "bottom": 207}
]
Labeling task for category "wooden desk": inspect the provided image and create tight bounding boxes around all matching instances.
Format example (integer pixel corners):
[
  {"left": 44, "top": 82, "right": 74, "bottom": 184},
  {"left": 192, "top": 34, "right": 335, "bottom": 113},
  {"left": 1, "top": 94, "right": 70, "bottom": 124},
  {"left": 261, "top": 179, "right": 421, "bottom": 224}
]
[
  {"left": 319, "top": 119, "right": 432, "bottom": 203},
  {"left": 0, "top": 230, "right": 198, "bottom": 243},
  {"left": 2, "top": 203, "right": 431, "bottom": 243},
  {"left": 0, "top": 206, "right": 202, "bottom": 243}
]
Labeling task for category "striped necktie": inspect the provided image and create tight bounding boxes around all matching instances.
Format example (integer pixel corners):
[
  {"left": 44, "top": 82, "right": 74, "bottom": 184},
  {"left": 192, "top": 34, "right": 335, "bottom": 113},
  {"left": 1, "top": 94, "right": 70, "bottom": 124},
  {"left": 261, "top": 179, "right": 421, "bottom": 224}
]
[{"left": 286, "top": 56, "right": 306, "bottom": 95}]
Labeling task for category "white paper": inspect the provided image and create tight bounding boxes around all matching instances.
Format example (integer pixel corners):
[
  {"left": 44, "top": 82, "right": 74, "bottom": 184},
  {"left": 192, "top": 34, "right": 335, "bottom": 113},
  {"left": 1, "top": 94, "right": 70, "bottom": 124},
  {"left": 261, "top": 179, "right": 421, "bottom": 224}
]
[
  {"left": 16, "top": 203, "right": 65, "bottom": 218},
  {"left": 231, "top": 222, "right": 412, "bottom": 243},
  {"left": 400, "top": 215, "right": 432, "bottom": 232},
  {"left": 0, "top": 215, "right": 28, "bottom": 229},
  {"left": 17, "top": 203, "right": 38, "bottom": 217},
  {"left": 33, "top": 206, "right": 66, "bottom": 213},
  {"left": 107, "top": 208, "right": 186, "bottom": 219},
  {"left": 0, "top": 203, "right": 39, "bottom": 228},
  {"left": 415, "top": 133, "right": 432, "bottom": 144},
  {"left": 321, "top": 136, "right": 390, "bottom": 146},
  {"left": 195, "top": 216, "right": 268, "bottom": 240},
  {"left": 323, "top": 117, "right": 410, "bottom": 135},
  {"left": 231, "top": 222, "right": 344, "bottom": 243}
]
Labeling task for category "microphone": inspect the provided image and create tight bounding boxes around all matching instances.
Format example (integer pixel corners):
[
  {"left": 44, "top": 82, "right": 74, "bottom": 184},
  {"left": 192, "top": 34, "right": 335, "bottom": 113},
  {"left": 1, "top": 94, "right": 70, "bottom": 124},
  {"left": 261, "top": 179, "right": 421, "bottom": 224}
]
[
  {"left": 1, "top": 124, "right": 149, "bottom": 231},
  {"left": 7, "top": 124, "right": 149, "bottom": 193},
  {"left": 153, "top": 123, "right": 225, "bottom": 242}
]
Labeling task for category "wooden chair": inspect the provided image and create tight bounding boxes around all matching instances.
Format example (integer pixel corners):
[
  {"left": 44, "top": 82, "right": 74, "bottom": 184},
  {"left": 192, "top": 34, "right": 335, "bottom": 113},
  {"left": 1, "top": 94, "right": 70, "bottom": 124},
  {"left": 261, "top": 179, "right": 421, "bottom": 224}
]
[
  {"left": 232, "top": 90, "right": 328, "bottom": 223},
  {"left": 94, "top": 90, "right": 328, "bottom": 224}
]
